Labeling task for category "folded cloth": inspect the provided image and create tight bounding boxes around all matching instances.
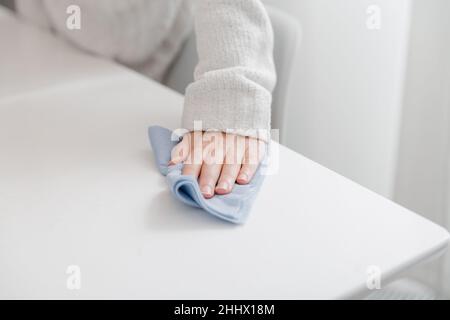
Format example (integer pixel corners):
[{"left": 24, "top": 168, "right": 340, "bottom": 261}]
[{"left": 148, "top": 125, "right": 267, "bottom": 224}]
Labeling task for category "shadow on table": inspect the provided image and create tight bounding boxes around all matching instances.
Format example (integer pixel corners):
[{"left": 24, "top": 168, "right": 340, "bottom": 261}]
[{"left": 145, "top": 189, "right": 237, "bottom": 232}]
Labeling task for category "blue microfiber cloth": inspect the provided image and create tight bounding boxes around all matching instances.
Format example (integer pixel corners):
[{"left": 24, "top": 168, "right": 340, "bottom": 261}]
[{"left": 148, "top": 125, "right": 267, "bottom": 224}]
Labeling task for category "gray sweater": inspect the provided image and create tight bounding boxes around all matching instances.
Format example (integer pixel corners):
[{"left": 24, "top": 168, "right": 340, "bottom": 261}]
[{"left": 15, "top": 0, "right": 276, "bottom": 140}]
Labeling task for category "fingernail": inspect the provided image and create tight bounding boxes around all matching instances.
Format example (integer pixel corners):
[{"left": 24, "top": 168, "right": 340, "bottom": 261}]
[
  {"left": 238, "top": 173, "right": 248, "bottom": 183},
  {"left": 201, "top": 185, "right": 213, "bottom": 197},
  {"left": 216, "top": 181, "right": 229, "bottom": 192}
]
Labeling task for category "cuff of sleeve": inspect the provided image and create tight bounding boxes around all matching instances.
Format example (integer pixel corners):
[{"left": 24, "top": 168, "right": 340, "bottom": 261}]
[{"left": 181, "top": 73, "right": 272, "bottom": 142}]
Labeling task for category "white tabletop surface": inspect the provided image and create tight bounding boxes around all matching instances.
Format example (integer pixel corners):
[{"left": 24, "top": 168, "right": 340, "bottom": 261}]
[{"left": 0, "top": 7, "right": 449, "bottom": 299}]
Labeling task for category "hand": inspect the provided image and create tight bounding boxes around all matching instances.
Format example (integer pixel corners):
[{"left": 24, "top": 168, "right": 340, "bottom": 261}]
[{"left": 169, "top": 131, "right": 266, "bottom": 199}]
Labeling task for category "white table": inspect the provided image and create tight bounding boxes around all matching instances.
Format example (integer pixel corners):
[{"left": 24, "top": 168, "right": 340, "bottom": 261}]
[{"left": 1, "top": 7, "right": 449, "bottom": 299}]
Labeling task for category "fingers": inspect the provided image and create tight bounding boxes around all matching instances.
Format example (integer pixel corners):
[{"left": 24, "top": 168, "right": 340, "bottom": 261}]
[
  {"left": 215, "top": 135, "right": 245, "bottom": 195},
  {"left": 182, "top": 131, "right": 203, "bottom": 179},
  {"left": 198, "top": 132, "right": 225, "bottom": 198},
  {"left": 236, "top": 163, "right": 257, "bottom": 185},
  {"left": 215, "top": 163, "right": 241, "bottom": 195},
  {"left": 237, "top": 138, "right": 266, "bottom": 185},
  {"left": 177, "top": 131, "right": 266, "bottom": 198},
  {"left": 182, "top": 163, "right": 202, "bottom": 179},
  {"left": 169, "top": 133, "right": 190, "bottom": 165},
  {"left": 198, "top": 163, "right": 222, "bottom": 198}
]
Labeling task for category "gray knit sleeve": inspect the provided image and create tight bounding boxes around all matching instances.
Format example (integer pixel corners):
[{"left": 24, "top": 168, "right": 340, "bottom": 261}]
[{"left": 182, "top": 0, "right": 276, "bottom": 142}]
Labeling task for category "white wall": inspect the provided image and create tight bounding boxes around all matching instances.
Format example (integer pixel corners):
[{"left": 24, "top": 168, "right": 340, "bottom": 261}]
[
  {"left": 264, "top": 0, "right": 411, "bottom": 198},
  {"left": 265, "top": 0, "right": 450, "bottom": 297},
  {"left": 394, "top": 0, "right": 450, "bottom": 297},
  {"left": 395, "top": 0, "right": 450, "bottom": 229}
]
